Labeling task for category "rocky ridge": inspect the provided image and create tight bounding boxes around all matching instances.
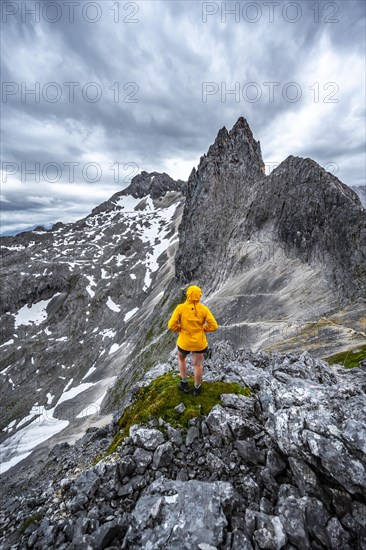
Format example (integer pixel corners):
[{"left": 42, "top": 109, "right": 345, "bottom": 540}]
[{"left": 1, "top": 342, "right": 365, "bottom": 549}]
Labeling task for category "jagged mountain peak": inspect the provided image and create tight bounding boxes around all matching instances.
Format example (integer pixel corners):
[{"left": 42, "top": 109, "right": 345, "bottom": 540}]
[{"left": 205, "top": 116, "right": 265, "bottom": 176}]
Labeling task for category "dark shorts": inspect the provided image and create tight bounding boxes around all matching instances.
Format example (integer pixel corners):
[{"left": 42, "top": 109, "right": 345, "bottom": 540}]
[{"left": 177, "top": 345, "right": 208, "bottom": 357}]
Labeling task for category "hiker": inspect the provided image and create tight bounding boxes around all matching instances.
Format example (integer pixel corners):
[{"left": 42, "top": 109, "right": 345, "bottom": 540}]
[{"left": 168, "top": 285, "right": 218, "bottom": 396}]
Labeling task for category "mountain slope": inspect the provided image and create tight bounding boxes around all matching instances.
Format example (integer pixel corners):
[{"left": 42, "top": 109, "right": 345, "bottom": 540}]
[{"left": 0, "top": 173, "right": 185, "bottom": 471}]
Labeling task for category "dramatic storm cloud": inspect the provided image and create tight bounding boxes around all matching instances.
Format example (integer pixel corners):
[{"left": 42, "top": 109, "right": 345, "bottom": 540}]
[{"left": 1, "top": 0, "right": 365, "bottom": 234}]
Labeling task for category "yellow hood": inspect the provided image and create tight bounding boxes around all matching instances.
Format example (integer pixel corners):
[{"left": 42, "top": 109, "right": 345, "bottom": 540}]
[{"left": 186, "top": 285, "right": 202, "bottom": 303}]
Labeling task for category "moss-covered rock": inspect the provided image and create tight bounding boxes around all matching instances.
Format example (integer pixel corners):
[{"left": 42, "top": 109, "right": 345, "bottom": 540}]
[{"left": 107, "top": 372, "right": 251, "bottom": 454}]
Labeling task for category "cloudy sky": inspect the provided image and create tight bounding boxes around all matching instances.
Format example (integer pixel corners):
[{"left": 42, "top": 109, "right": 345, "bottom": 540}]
[{"left": 1, "top": 0, "right": 365, "bottom": 234}]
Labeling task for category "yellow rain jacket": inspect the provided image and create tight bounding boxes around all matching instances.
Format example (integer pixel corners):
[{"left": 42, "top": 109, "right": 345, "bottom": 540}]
[{"left": 168, "top": 285, "right": 218, "bottom": 351}]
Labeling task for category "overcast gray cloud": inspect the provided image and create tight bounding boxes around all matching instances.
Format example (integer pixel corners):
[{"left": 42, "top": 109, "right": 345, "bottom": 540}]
[{"left": 1, "top": 0, "right": 365, "bottom": 234}]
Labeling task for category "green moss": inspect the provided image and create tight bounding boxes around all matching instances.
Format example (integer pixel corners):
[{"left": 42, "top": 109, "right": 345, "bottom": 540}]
[
  {"left": 19, "top": 513, "right": 43, "bottom": 536},
  {"left": 324, "top": 344, "right": 366, "bottom": 369},
  {"left": 106, "top": 372, "right": 251, "bottom": 455}
]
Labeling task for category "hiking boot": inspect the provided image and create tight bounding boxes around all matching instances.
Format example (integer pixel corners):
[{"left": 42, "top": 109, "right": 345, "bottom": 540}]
[
  {"left": 178, "top": 380, "right": 190, "bottom": 393},
  {"left": 193, "top": 385, "right": 201, "bottom": 397}
]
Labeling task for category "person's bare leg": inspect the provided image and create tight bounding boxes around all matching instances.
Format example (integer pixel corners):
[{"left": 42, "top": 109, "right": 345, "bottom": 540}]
[
  {"left": 193, "top": 353, "right": 203, "bottom": 386},
  {"left": 178, "top": 351, "right": 187, "bottom": 379}
]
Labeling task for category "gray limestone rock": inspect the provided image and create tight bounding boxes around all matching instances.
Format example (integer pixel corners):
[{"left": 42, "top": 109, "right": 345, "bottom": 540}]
[
  {"left": 325, "top": 517, "right": 351, "bottom": 550},
  {"left": 303, "top": 430, "right": 366, "bottom": 494},
  {"left": 133, "top": 448, "right": 153, "bottom": 474},
  {"left": 1, "top": 339, "right": 366, "bottom": 550},
  {"left": 117, "top": 456, "right": 135, "bottom": 481},
  {"left": 167, "top": 425, "right": 183, "bottom": 446},
  {"left": 130, "top": 427, "right": 165, "bottom": 451},
  {"left": 250, "top": 512, "right": 287, "bottom": 550},
  {"left": 235, "top": 440, "right": 258, "bottom": 465},
  {"left": 152, "top": 442, "right": 174, "bottom": 469},
  {"left": 276, "top": 485, "right": 310, "bottom": 549},
  {"left": 300, "top": 497, "right": 330, "bottom": 548},
  {"left": 206, "top": 404, "right": 258, "bottom": 443},
  {"left": 351, "top": 501, "right": 366, "bottom": 529},
  {"left": 186, "top": 426, "right": 200, "bottom": 446},
  {"left": 125, "top": 477, "right": 234, "bottom": 549},
  {"left": 266, "top": 449, "right": 287, "bottom": 478},
  {"left": 288, "top": 457, "right": 325, "bottom": 500},
  {"left": 93, "top": 517, "right": 128, "bottom": 550},
  {"left": 70, "top": 469, "right": 101, "bottom": 500}
]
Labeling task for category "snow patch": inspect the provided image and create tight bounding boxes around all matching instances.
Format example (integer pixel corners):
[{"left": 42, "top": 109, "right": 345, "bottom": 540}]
[
  {"left": 0, "top": 339, "right": 14, "bottom": 347},
  {"left": 136, "top": 200, "right": 177, "bottom": 290},
  {"left": 0, "top": 404, "right": 69, "bottom": 474},
  {"left": 46, "top": 392, "right": 54, "bottom": 405},
  {"left": 14, "top": 295, "right": 60, "bottom": 328},
  {"left": 106, "top": 297, "right": 120, "bottom": 312},
  {"left": 86, "top": 275, "right": 96, "bottom": 298},
  {"left": 124, "top": 307, "right": 139, "bottom": 322},
  {"left": 82, "top": 365, "right": 97, "bottom": 380},
  {"left": 99, "top": 328, "right": 117, "bottom": 340},
  {"left": 56, "top": 381, "right": 95, "bottom": 405},
  {"left": 115, "top": 195, "right": 143, "bottom": 212},
  {"left": 1, "top": 244, "right": 26, "bottom": 251},
  {"left": 62, "top": 378, "right": 74, "bottom": 392},
  {"left": 109, "top": 343, "right": 121, "bottom": 355}
]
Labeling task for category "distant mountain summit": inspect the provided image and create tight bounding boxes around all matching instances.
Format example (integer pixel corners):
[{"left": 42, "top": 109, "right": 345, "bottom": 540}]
[
  {"left": 205, "top": 116, "right": 265, "bottom": 176},
  {"left": 91, "top": 171, "right": 187, "bottom": 216},
  {"left": 123, "top": 171, "right": 187, "bottom": 199}
]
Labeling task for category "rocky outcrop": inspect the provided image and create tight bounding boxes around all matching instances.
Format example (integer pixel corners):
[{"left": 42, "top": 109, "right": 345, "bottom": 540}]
[
  {"left": 175, "top": 117, "right": 266, "bottom": 287},
  {"left": 172, "top": 117, "right": 365, "bottom": 359},
  {"left": 175, "top": 118, "right": 366, "bottom": 301},
  {"left": 253, "top": 156, "right": 366, "bottom": 298},
  {"left": 123, "top": 171, "right": 187, "bottom": 199},
  {"left": 1, "top": 342, "right": 365, "bottom": 549}
]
